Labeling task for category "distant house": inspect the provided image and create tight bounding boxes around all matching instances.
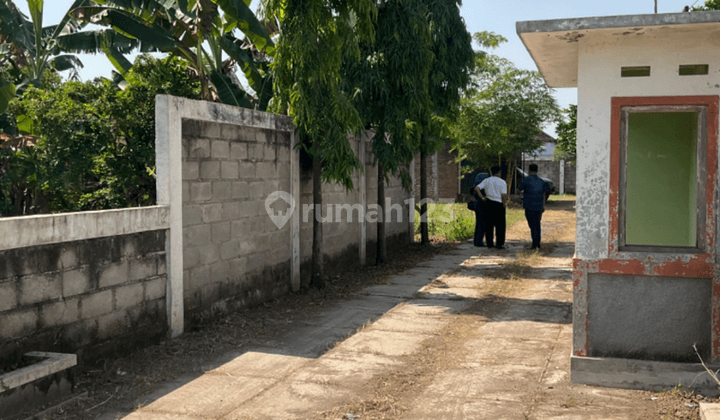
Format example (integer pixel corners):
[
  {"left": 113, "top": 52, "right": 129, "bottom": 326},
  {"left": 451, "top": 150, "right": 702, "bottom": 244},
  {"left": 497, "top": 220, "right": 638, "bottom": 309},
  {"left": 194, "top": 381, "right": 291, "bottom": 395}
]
[
  {"left": 411, "top": 133, "right": 574, "bottom": 204},
  {"left": 412, "top": 141, "right": 461, "bottom": 203}
]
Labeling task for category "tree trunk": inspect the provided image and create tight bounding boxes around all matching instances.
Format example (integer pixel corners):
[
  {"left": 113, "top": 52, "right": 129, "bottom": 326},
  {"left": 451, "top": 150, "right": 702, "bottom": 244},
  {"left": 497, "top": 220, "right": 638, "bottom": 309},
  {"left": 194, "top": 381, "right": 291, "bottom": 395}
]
[
  {"left": 420, "top": 144, "right": 429, "bottom": 245},
  {"left": 311, "top": 153, "right": 325, "bottom": 288},
  {"left": 505, "top": 159, "right": 516, "bottom": 193},
  {"left": 377, "top": 164, "right": 387, "bottom": 264}
]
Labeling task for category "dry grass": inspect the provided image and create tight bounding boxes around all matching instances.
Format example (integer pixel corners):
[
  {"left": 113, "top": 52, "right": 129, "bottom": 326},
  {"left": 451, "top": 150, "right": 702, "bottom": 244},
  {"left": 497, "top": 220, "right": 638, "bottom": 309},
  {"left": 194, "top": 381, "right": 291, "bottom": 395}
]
[
  {"left": 315, "top": 312, "right": 485, "bottom": 420},
  {"left": 34, "top": 242, "right": 459, "bottom": 420}
]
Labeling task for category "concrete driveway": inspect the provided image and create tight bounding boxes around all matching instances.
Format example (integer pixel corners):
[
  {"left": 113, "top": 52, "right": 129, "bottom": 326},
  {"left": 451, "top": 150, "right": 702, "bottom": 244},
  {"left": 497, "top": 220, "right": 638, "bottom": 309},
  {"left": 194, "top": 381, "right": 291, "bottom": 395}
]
[{"left": 105, "top": 201, "right": 663, "bottom": 420}]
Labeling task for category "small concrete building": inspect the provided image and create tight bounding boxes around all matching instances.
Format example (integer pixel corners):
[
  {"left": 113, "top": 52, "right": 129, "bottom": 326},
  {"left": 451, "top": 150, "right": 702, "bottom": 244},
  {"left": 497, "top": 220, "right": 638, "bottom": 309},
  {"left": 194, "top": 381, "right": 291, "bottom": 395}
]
[{"left": 518, "top": 11, "right": 720, "bottom": 392}]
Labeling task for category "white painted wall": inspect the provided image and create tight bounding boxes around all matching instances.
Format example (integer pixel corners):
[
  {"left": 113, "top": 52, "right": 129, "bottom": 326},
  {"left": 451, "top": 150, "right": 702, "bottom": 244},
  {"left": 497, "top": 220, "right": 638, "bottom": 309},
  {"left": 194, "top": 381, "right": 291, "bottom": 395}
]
[{"left": 575, "top": 29, "right": 720, "bottom": 259}]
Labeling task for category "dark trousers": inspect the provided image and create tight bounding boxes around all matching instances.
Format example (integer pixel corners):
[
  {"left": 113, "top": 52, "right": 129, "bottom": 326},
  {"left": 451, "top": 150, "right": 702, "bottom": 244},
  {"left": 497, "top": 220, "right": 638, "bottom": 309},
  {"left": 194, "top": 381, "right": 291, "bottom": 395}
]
[
  {"left": 473, "top": 205, "right": 484, "bottom": 246},
  {"left": 483, "top": 200, "right": 506, "bottom": 248},
  {"left": 525, "top": 209, "right": 543, "bottom": 248}
]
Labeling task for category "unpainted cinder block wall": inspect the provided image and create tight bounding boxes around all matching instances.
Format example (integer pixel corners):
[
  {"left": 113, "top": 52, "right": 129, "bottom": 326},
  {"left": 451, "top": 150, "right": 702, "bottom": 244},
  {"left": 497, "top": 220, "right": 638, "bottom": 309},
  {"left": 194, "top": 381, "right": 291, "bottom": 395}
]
[
  {"left": 299, "top": 135, "right": 410, "bottom": 280},
  {"left": 411, "top": 141, "right": 459, "bottom": 203},
  {"left": 521, "top": 159, "right": 576, "bottom": 194},
  {"left": 181, "top": 118, "right": 292, "bottom": 323},
  {"left": 359, "top": 138, "right": 411, "bottom": 264},
  {"left": 0, "top": 230, "right": 167, "bottom": 366},
  {"left": 181, "top": 114, "right": 411, "bottom": 324},
  {"left": 437, "top": 142, "right": 459, "bottom": 202}
]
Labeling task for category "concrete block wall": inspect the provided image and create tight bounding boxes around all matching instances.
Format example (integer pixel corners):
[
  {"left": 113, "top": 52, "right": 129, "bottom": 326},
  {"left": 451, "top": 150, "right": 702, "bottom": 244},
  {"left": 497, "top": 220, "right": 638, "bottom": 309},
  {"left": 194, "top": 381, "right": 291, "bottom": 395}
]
[
  {"left": 0, "top": 208, "right": 169, "bottom": 366},
  {"left": 521, "top": 158, "right": 577, "bottom": 194},
  {"left": 169, "top": 97, "right": 414, "bottom": 321},
  {"left": 0, "top": 96, "right": 420, "bottom": 368},
  {"left": 437, "top": 142, "right": 459, "bottom": 202},
  {"left": 412, "top": 151, "right": 440, "bottom": 202},
  {"left": 298, "top": 140, "right": 364, "bottom": 280},
  {"left": 181, "top": 118, "right": 293, "bottom": 321},
  {"left": 298, "top": 136, "right": 411, "bottom": 278},
  {"left": 563, "top": 161, "right": 576, "bottom": 194}
]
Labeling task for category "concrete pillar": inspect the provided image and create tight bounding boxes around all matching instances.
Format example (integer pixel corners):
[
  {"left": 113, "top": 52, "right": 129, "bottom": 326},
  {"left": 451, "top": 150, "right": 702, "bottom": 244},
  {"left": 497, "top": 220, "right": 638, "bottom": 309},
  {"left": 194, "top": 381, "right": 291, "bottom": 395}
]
[
  {"left": 432, "top": 152, "right": 439, "bottom": 201},
  {"left": 291, "top": 131, "right": 300, "bottom": 291},
  {"left": 458, "top": 162, "right": 462, "bottom": 196},
  {"left": 359, "top": 133, "right": 367, "bottom": 265},
  {"left": 559, "top": 159, "right": 566, "bottom": 195},
  {"left": 154, "top": 95, "right": 184, "bottom": 339},
  {"left": 408, "top": 156, "right": 415, "bottom": 243}
]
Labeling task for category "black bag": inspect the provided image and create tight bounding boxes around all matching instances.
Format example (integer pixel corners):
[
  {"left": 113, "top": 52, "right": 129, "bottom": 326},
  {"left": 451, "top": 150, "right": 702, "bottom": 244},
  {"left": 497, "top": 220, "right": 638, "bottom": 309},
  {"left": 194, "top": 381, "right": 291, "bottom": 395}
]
[{"left": 467, "top": 200, "right": 477, "bottom": 211}]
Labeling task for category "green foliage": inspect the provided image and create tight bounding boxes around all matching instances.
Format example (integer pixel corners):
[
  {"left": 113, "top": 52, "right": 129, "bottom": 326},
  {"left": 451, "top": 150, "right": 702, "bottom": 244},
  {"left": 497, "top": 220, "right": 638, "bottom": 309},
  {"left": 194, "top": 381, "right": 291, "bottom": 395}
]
[
  {"left": 415, "top": 203, "right": 475, "bottom": 241},
  {"left": 263, "top": 0, "right": 376, "bottom": 189},
  {"left": 0, "top": 0, "right": 87, "bottom": 86},
  {"left": 419, "top": 0, "right": 474, "bottom": 155},
  {"left": 345, "top": 0, "right": 434, "bottom": 187},
  {"left": 0, "top": 55, "right": 201, "bottom": 215},
  {"left": 690, "top": 0, "right": 720, "bottom": 10},
  {"left": 554, "top": 104, "right": 577, "bottom": 162},
  {"left": 210, "top": 70, "right": 253, "bottom": 108},
  {"left": 450, "top": 31, "right": 560, "bottom": 172},
  {"left": 72, "top": 0, "right": 275, "bottom": 108},
  {"left": 0, "top": 81, "right": 15, "bottom": 114},
  {"left": 414, "top": 203, "right": 524, "bottom": 241},
  {"left": 0, "top": 0, "right": 90, "bottom": 128}
]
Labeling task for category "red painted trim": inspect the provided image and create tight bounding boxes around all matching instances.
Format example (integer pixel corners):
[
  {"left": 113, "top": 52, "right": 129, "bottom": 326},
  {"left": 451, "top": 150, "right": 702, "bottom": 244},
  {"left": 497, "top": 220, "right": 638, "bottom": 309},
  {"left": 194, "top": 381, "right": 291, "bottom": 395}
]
[
  {"left": 607, "top": 94, "right": 719, "bottom": 359},
  {"left": 610, "top": 95, "right": 719, "bottom": 256},
  {"left": 609, "top": 100, "right": 622, "bottom": 254},
  {"left": 590, "top": 255, "right": 714, "bottom": 278}
]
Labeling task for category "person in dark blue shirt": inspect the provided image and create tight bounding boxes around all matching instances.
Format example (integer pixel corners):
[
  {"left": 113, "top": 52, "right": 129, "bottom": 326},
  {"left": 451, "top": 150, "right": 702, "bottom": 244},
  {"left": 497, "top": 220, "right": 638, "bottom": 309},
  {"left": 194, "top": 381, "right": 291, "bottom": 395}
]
[
  {"left": 471, "top": 171, "right": 489, "bottom": 247},
  {"left": 517, "top": 164, "right": 550, "bottom": 250}
]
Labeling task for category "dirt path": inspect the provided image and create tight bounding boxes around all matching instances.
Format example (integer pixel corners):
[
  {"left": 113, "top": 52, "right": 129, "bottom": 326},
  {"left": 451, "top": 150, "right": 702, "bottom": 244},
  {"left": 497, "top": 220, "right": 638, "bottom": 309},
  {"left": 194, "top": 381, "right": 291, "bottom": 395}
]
[
  {"left": 36, "top": 198, "right": 708, "bottom": 420},
  {"left": 310, "top": 198, "right": 703, "bottom": 420}
]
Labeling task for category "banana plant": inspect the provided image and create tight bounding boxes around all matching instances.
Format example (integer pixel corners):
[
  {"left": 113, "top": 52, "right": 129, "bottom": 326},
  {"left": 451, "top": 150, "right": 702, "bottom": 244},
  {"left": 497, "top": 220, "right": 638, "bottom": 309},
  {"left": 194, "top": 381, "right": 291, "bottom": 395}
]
[
  {"left": 0, "top": 0, "right": 89, "bottom": 85},
  {"left": 0, "top": 0, "right": 92, "bottom": 124},
  {"left": 70, "top": 0, "right": 275, "bottom": 109}
]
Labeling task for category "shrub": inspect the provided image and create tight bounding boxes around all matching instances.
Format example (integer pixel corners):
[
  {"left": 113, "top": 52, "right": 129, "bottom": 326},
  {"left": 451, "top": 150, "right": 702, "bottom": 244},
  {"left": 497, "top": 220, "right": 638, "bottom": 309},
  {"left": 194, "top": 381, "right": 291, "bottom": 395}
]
[{"left": 0, "top": 55, "right": 201, "bottom": 216}]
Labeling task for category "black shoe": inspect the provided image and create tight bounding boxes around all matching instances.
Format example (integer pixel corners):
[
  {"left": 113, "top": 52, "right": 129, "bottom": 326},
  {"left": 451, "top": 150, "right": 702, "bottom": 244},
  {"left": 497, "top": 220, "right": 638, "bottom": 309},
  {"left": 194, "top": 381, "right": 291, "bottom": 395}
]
[
  {"left": 495, "top": 245, "right": 505, "bottom": 250},
  {"left": 486, "top": 245, "right": 494, "bottom": 249},
  {"left": 474, "top": 243, "right": 485, "bottom": 247}
]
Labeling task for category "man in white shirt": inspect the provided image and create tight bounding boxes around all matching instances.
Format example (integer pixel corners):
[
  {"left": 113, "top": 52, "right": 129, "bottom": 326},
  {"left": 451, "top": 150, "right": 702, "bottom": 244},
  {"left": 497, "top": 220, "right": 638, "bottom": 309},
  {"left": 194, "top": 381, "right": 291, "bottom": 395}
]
[{"left": 475, "top": 166, "right": 508, "bottom": 249}]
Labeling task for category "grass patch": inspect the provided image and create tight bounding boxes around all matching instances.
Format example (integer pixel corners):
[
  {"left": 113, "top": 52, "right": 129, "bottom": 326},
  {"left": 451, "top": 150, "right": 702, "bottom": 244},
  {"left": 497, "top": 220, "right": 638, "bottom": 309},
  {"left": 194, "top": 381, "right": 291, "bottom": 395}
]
[
  {"left": 506, "top": 206, "right": 524, "bottom": 229},
  {"left": 414, "top": 203, "right": 524, "bottom": 242},
  {"left": 548, "top": 194, "right": 576, "bottom": 201}
]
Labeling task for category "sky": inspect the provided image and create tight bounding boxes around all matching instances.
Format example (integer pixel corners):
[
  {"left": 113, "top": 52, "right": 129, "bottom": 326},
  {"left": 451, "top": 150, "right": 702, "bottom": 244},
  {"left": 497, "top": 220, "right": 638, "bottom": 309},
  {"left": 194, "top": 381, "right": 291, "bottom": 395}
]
[{"left": 15, "top": 0, "right": 706, "bottom": 135}]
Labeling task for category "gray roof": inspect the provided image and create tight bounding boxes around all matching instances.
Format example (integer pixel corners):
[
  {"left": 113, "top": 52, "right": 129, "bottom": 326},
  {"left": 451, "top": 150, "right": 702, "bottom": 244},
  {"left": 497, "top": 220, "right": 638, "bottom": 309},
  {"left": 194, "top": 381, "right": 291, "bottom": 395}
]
[{"left": 516, "top": 11, "right": 720, "bottom": 87}]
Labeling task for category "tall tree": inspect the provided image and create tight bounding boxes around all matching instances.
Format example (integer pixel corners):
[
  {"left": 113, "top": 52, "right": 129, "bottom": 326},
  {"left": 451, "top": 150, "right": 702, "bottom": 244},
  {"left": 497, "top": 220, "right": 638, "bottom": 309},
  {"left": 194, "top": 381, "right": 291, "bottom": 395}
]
[
  {"left": 554, "top": 104, "right": 577, "bottom": 162},
  {"left": 262, "top": 0, "right": 375, "bottom": 287},
  {"left": 450, "top": 32, "right": 560, "bottom": 184},
  {"left": 417, "top": 0, "right": 474, "bottom": 245},
  {"left": 345, "top": 0, "right": 432, "bottom": 264}
]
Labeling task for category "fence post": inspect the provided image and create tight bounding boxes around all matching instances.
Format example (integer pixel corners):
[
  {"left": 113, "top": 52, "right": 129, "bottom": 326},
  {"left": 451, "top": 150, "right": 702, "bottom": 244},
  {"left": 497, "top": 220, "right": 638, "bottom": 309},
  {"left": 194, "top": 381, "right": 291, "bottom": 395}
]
[
  {"left": 359, "top": 133, "right": 367, "bottom": 265},
  {"left": 155, "top": 95, "right": 184, "bottom": 338},
  {"left": 432, "top": 152, "right": 439, "bottom": 200},
  {"left": 408, "top": 156, "right": 415, "bottom": 243},
  {"left": 291, "top": 131, "right": 301, "bottom": 291}
]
